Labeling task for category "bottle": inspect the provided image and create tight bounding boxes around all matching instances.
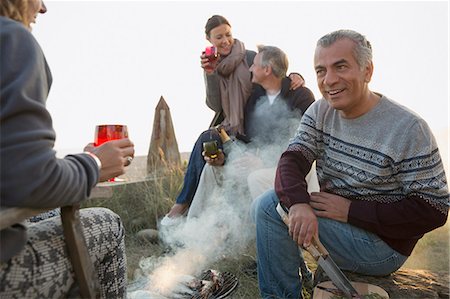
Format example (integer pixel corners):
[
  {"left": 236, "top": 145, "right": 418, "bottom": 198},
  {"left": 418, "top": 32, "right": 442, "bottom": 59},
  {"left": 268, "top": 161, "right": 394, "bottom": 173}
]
[{"left": 215, "top": 125, "right": 242, "bottom": 156}]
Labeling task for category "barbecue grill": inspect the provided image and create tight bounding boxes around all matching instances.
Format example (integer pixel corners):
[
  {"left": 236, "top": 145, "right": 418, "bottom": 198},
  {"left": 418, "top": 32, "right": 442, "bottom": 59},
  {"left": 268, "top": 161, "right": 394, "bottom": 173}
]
[{"left": 190, "top": 270, "right": 239, "bottom": 299}]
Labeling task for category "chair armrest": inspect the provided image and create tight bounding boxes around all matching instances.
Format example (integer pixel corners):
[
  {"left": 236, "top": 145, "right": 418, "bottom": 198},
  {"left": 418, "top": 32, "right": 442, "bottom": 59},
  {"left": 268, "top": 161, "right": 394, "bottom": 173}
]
[
  {"left": 61, "top": 205, "right": 100, "bottom": 298},
  {"left": 0, "top": 185, "right": 113, "bottom": 230}
]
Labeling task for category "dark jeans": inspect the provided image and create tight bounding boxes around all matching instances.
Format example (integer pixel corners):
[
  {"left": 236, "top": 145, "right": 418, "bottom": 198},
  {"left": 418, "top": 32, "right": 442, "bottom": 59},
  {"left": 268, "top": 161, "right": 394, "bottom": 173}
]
[{"left": 175, "top": 129, "right": 222, "bottom": 205}]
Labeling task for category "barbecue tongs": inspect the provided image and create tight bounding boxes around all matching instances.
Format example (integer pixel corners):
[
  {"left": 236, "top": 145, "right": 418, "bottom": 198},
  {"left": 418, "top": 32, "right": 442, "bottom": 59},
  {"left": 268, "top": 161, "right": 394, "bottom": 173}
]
[{"left": 276, "top": 203, "right": 361, "bottom": 299}]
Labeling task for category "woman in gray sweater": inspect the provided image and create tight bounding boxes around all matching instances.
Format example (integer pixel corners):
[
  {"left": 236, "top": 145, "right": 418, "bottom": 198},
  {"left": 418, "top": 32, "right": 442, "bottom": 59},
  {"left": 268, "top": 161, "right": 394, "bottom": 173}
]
[{"left": 0, "top": 1, "right": 135, "bottom": 297}]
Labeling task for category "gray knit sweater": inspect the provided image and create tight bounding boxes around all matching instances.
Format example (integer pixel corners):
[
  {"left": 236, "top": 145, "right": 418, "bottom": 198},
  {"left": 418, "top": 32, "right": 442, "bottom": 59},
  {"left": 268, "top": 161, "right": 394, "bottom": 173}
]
[
  {"left": 275, "top": 95, "right": 449, "bottom": 256},
  {"left": 0, "top": 17, "right": 99, "bottom": 262}
]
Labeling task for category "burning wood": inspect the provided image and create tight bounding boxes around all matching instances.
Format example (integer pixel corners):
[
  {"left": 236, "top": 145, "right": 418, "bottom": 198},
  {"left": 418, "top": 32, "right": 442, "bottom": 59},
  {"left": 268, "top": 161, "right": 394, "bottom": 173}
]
[
  {"left": 171, "top": 269, "right": 238, "bottom": 299},
  {"left": 189, "top": 270, "right": 223, "bottom": 299},
  {"left": 128, "top": 257, "right": 238, "bottom": 299}
]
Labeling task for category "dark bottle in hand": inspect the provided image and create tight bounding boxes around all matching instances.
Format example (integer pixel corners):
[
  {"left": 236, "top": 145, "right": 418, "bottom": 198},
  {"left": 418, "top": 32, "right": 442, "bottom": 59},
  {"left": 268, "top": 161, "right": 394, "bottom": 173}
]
[{"left": 215, "top": 125, "right": 242, "bottom": 155}]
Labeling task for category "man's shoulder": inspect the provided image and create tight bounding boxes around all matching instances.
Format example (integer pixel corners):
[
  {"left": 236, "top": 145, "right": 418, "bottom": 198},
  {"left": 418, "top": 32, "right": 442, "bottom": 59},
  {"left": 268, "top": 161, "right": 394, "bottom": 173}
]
[
  {"left": 378, "top": 96, "right": 432, "bottom": 135},
  {"left": 250, "top": 83, "right": 266, "bottom": 98},
  {"left": 280, "top": 77, "right": 314, "bottom": 98},
  {"left": 245, "top": 50, "right": 256, "bottom": 66},
  {"left": 284, "top": 83, "right": 316, "bottom": 110},
  {"left": 290, "top": 85, "right": 315, "bottom": 98},
  {"left": 245, "top": 49, "right": 257, "bottom": 57},
  {"left": 381, "top": 95, "right": 419, "bottom": 116}
]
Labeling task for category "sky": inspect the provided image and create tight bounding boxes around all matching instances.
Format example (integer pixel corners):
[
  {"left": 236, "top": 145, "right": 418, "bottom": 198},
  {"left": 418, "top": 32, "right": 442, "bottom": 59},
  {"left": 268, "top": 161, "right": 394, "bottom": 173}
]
[{"left": 31, "top": 1, "right": 449, "bottom": 161}]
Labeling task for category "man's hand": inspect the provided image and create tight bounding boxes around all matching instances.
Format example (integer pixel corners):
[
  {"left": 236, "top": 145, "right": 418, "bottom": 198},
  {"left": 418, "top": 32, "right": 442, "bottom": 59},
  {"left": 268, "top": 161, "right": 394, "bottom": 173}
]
[
  {"left": 309, "top": 192, "right": 351, "bottom": 223},
  {"left": 288, "top": 203, "right": 318, "bottom": 248},
  {"left": 84, "top": 138, "right": 135, "bottom": 182},
  {"left": 203, "top": 149, "right": 225, "bottom": 166},
  {"left": 288, "top": 73, "right": 305, "bottom": 90}
]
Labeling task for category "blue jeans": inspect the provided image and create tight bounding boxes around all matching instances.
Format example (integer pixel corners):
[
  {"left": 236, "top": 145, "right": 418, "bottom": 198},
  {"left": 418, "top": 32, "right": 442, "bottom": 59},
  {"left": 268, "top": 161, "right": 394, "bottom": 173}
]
[
  {"left": 176, "top": 129, "right": 222, "bottom": 205},
  {"left": 254, "top": 189, "right": 408, "bottom": 299}
]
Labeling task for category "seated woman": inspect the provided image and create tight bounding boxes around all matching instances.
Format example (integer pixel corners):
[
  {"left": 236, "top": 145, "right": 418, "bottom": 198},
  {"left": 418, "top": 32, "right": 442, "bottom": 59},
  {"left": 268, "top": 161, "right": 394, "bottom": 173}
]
[{"left": 0, "top": 1, "right": 135, "bottom": 298}]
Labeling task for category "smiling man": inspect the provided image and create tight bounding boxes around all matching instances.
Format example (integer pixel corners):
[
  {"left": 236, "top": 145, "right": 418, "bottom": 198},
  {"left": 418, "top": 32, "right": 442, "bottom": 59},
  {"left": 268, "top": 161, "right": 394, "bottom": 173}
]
[{"left": 253, "top": 29, "right": 449, "bottom": 299}]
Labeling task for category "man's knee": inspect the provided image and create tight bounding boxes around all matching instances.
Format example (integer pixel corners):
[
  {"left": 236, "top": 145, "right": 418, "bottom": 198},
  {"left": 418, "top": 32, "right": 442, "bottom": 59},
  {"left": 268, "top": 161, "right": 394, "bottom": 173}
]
[
  {"left": 80, "top": 207, "right": 124, "bottom": 239},
  {"left": 247, "top": 168, "right": 275, "bottom": 200},
  {"left": 251, "top": 189, "right": 277, "bottom": 223},
  {"left": 82, "top": 207, "right": 120, "bottom": 221}
]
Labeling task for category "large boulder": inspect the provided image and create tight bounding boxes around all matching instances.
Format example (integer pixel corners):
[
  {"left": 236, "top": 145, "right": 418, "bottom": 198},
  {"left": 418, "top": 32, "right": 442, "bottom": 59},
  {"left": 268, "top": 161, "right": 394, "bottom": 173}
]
[{"left": 147, "top": 96, "right": 181, "bottom": 175}]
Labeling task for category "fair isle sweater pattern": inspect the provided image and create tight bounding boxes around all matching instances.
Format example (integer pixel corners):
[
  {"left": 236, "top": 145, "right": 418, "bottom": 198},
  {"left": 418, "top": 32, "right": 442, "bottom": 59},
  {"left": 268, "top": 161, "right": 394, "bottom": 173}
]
[{"left": 288, "top": 96, "right": 449, "bottom": 214}]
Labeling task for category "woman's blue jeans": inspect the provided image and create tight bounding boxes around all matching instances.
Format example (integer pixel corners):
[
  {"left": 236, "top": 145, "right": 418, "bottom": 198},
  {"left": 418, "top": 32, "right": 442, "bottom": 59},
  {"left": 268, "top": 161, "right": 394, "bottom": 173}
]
[{"left": 253, "top": 189, "right": 408, "bottom": 299}]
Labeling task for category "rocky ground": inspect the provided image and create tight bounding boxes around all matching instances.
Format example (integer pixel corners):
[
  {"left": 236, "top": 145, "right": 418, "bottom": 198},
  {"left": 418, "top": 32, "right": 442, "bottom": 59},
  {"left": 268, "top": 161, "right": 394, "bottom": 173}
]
[{"left": 340, "top": 269, "right": 449, "bottom": 298}]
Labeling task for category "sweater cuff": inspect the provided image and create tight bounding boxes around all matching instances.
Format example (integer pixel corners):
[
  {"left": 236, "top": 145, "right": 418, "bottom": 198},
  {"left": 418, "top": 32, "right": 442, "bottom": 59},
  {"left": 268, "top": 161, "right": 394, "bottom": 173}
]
[
  {"left": 278, "top": 188, "right": 311, "bottom": 209},
  {"left": 83, "top": 152, "right": 102, "bottom": 171}
]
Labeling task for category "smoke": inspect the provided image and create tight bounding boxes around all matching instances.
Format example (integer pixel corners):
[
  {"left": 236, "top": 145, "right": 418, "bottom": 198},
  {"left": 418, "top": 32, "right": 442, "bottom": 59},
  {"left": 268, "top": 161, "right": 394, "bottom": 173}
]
[
  {"left": 246, "top": 97, "right": 303, "bottom": 165},
  {"left": 127, "top": 99, "right": 303, "bottom": 298},
  {"left": 127, "top": 158, "right": 254, "bottom": 298}
]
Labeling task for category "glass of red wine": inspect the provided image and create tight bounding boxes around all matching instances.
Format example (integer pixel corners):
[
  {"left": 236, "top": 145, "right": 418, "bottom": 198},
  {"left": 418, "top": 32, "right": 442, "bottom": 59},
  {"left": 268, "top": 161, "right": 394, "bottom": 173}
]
[{"left": 94, "top": 124, "right": 128, "bottom": 182}]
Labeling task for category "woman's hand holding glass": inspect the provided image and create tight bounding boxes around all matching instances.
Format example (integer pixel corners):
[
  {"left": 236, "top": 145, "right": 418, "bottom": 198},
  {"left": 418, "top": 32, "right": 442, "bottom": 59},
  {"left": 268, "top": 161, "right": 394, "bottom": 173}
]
[
  {"left": 84, "top": 125, "right": 135, "bottom": 182},
  {"left": 84, "top": 138, "right": 135, "bottom": 182},
  {"left": 200, "top": 52, "right": 217, "bottom": 74}
]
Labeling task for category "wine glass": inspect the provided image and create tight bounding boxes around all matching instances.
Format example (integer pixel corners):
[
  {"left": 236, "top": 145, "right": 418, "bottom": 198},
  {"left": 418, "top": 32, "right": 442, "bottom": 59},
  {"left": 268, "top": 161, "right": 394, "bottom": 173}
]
[
  {"left": 203, "top": 46, "right": 219, "bottom": 71},
  {"left": 94, "top": 124, "right": 128, "bottom": 182}
]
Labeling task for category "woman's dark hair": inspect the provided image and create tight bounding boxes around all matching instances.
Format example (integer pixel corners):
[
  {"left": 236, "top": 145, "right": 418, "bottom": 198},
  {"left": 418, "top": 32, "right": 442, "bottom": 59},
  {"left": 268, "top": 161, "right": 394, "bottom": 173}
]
[{"left": 205, "top": 15, "right": 231, "bottom": 37}]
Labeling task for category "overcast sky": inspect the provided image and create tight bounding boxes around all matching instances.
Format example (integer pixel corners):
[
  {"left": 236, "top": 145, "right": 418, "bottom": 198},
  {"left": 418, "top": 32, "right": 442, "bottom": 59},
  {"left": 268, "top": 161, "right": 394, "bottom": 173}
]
[{"left": 32, "top": 1, "right": 448, "bottom": 161}]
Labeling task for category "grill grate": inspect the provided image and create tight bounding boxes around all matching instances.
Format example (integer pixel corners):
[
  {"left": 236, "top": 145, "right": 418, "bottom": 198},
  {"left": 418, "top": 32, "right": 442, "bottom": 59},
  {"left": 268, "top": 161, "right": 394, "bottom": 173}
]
[{"left": 191, "top": 271, "right": 239, "bottom": 299}]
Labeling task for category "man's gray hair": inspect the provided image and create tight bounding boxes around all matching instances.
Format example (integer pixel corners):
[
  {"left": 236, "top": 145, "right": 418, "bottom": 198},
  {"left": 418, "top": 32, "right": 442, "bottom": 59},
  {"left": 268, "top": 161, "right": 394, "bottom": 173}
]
[
  {"left": 256, "top": 45, "right": 289, "bottom": 79},
  {"left": 317, "top": 29, "right": 373, "bottom": 69}
]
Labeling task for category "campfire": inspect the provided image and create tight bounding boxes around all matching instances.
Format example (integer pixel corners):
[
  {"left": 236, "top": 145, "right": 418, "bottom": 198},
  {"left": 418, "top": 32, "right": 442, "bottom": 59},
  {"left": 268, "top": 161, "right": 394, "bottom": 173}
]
[
  {"left": 128, "top": 269, "right": 238, "bottom": 299},
  {"left": 186, "top": 269, "right": 238, "bottom": 299}
]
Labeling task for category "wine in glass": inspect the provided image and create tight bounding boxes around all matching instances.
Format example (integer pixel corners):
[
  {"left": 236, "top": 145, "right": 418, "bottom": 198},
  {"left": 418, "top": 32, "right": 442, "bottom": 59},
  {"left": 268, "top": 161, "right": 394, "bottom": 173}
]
[{"left": 94, "top": 124, "right": 128, "bottom": 182}]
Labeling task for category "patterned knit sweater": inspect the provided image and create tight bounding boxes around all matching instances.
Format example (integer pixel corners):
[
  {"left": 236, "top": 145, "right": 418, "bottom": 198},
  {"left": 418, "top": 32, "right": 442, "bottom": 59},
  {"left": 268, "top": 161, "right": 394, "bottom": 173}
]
[{"left": 275, "top": 95, "right": 449, "bottom": 256}]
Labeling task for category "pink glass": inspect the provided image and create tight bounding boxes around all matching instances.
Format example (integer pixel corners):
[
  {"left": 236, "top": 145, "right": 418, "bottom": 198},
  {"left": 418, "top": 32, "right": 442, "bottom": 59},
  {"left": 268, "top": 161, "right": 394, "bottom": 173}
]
[
  {"left": 94, "top": 124, "right": 128, "bottom": 181},
  {"left": 204, "top": 46, "right": 218, "bottom": 71}
]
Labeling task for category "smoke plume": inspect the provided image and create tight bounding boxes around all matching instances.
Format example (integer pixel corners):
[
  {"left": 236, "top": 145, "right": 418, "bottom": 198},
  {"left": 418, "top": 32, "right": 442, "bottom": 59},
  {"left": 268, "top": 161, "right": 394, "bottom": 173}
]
[{"left": 127, "top": 100, "right": 303, "bottom": 298}]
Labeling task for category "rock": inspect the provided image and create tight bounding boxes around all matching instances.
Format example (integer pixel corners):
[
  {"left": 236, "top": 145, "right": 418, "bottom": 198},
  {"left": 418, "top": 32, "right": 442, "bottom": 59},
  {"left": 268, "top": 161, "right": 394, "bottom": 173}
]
[
  {"left": 316, "top": 268, "right": 449, "bottom": 298},
  {"left": 147, "top": 96, "right": 181, "bottom": 175},
  {"left": 129, "top": 217, "right": 148, "bottom": 230},
  {"left": 136, "top": 229, "right": 160, "bottom": 244}
]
